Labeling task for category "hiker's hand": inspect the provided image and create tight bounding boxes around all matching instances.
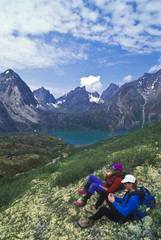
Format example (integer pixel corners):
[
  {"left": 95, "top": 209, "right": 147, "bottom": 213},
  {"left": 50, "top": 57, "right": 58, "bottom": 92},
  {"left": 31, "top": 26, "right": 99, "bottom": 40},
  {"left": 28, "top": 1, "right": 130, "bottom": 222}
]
[
  {"left": 105, "top": 172, "right": 111, "bottom": 177},
  {"left": 104, "top": 172, "right": 111, "bottom": 180},
  {"left": 108, "top": 193, "right": 115, "bottom": 203}
]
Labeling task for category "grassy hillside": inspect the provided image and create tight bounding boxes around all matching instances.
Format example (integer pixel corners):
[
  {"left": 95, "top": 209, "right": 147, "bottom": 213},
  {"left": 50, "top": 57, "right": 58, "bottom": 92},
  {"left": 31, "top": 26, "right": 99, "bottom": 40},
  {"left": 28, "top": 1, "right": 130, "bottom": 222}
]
[
  {"left": 0, "top": 123, "right": 161, "bottom": 239},
  {"left": 0, "top": 133, "right": 73, "bottom": 177}
]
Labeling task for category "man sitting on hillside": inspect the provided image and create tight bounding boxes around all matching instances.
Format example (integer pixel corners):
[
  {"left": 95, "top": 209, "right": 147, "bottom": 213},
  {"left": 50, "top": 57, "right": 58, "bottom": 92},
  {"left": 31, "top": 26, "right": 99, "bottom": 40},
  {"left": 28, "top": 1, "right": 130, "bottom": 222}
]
[
  {"left": 74, "top": 163, "right": 123, "bottom": 207},
  {"left": 77, "top": 174, "right": 146, "bottom": 228}
]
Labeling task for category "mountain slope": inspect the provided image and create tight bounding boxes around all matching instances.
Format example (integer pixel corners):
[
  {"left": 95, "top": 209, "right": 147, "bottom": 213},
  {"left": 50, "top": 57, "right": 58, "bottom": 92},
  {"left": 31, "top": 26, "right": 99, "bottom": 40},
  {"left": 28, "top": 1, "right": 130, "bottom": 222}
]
[
  {"left": 52, "top": 70, "right": 161, "bottom": 131},
  {"left": 103, "top": 70, "right": 161, "bottom": 130},
  {"left": 0, "top": 69, "right": 161, "bottom": 132},
  {"left": 0, "top": 122, "right": 161, "bottom": 239},
  {"left": 0, "top": 133, "right": 73, "bottom": 177},
  {"left": 0, "top": 69, "right": 40, "bottom": 131},
  {"left": 56, "top": 86, "right": 102, "bottom": 113},
  {"left": 0, "top": 100, "right": 18, "bottom": 132},
  {"left": 33, "top": 87, "right": 57, "bottom": 107},
  {"left": 101, "top": 83, "right": 119, "bottom": 102},
  {"left": 0, "top": 69, "right": 37, "bottom": 106},
  {"left": 1, "top": 165, "right": 160, "bottom": 239}
]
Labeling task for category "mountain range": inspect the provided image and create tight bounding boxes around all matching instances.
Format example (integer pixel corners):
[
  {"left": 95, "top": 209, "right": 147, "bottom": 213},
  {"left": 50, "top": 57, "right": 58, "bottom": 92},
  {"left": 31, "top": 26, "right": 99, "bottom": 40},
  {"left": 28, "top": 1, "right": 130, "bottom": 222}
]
[{"left": 0, "top": 69, "right": 161, "bottom": 132}]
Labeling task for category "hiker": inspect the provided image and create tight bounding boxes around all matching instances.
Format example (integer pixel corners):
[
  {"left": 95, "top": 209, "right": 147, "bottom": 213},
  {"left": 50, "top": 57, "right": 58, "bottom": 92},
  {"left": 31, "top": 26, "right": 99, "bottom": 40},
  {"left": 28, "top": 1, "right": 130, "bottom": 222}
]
[
  {"left": 77, "top": 174, "right": 146, "bottom": 228},
  {"left": 84, "top": 188, "right": 115, "bottom": 215},
  {"left": 74, "top": 163, "right": 123, "bottom": 207}
]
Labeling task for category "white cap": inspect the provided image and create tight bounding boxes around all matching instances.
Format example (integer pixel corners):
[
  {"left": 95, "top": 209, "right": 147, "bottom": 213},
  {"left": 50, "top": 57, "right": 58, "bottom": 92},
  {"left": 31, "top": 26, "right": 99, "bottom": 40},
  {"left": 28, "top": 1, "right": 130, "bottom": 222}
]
[{"left": 121, "top": 174, "right": 136, "bottom": 183}]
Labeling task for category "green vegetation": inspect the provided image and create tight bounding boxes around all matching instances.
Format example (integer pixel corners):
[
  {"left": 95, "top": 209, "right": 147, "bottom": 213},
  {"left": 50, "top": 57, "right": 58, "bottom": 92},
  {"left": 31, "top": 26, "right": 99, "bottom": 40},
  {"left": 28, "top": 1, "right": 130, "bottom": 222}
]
[
  {"left": 0, "top": 122, "right": 161, "bottom": 239},
  {"left": 0, "top": 132, "right": 73, "bottom": 176},
  {"left": 53, "top": 122, "right": 161, "bottom": 187}
]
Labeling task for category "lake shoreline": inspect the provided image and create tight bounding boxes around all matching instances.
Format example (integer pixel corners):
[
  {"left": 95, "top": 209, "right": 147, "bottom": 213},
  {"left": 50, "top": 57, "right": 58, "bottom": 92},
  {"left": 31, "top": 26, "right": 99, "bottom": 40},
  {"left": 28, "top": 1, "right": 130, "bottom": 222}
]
[{"left": 42, "top": 129, "right": 130, "bottom": 145}]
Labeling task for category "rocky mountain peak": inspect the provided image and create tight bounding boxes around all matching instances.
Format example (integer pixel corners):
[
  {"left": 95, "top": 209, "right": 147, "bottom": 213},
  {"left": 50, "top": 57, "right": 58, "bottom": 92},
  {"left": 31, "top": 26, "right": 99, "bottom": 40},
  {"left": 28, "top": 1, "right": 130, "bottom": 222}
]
[
  {"left": 56, "top": 85, "right": 101, "bottom": 112},
  {"left": 33, "top": 87, "right": 57, "bottom": 106},
  {"left": 0, "top": 69, "right": 17, "bottom": 82},
  {"left": 4, "top": 69, "right": 14, "bottom": 75},
  {"left": 0, "top": 69, "right": 37, "bottom": 106},
  {"left": 105, "top": 69, "right": 161, "bottom": 131},
  {"left": 73, "top": 86, "right": 86, "bottom": 92},
  {"left": 101, "top": 83, "right": 119, "bottom": 102},
  {"left": 91, "top": 91, "right": 99, "bottom": 98},
  {"left": 0, "top": 68, "right": 161, "bottom": 133},
  {"left": 143, "top": 72, "right": 151, "bottom": 77},
  {"left": 0, "top": 69, "right": 39, "bottom": 128}
]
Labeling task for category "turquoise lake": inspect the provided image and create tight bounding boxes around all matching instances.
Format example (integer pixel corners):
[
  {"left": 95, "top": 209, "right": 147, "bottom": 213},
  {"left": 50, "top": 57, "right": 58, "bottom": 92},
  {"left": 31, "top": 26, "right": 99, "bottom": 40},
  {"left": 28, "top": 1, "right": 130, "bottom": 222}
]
[{"left": 43, "top": 130, "right": 129, "bottom": 145}]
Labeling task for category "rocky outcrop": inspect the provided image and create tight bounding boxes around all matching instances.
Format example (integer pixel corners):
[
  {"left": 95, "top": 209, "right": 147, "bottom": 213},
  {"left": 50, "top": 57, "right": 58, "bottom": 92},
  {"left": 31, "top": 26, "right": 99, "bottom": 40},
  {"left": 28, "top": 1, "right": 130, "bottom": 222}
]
[
  {"left": 33, "top": 87, "right": 57, "bottom": 107},
  {"left": 56, "top": 86, "right": 101, "bottom": 113},
  {"left": 105, "top": 70, "right": 161, "bottom": 130},
  {"left": 0, "top": 100, "right": 19, "bottom": 132},
  {"left": 0, "top": 69, "right": 40, "bottom": 131},
  {"left": 101, "top": 83, "right": 119, "bottom": 102}
]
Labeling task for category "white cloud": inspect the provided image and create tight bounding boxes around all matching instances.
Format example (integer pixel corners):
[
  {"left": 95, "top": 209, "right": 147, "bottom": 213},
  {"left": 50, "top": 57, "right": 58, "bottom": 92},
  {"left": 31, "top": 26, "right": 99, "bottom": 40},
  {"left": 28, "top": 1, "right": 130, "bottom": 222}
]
[
  {"left": 0, "top": 0, "right": 89, "bottom": 70},
  {"left": 80, "top": 75, "right": 102, "bottom": 92},
  {"left": 0, "top": 34, "right": 88, "bottom": 70},
  {"left": 123, "top": 75, "right": 133, "bottom": 82},
  {"left": 0, "top": 0, "right": 161, "bottom": 70},
  {"left": 148, "top": 57, "right": 161, "bottom": 73}
]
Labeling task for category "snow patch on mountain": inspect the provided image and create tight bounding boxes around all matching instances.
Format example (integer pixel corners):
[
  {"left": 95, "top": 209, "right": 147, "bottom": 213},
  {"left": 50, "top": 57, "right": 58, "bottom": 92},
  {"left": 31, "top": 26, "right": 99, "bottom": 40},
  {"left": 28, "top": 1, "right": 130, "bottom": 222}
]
[
  {"left": 89, "top": 94, "right": 102, "bottom": 103},
  {"left": 151, "top": 78, "right": 159, "bottom": 89}
]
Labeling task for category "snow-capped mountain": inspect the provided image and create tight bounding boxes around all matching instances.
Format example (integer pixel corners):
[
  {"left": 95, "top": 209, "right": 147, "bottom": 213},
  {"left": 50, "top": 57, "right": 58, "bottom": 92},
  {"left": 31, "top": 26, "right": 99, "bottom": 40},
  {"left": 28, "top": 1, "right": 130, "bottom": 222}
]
[
  {"left": 0, "top": 68, "right": 161, "bottom": 132},
  {"left": 33, "top": 87, "right": 57, "bottom": 107},
  {"left": 55, "top": 86, "right": 102, "bottom": 113},
  {"left": 0, "top": 69, "right": 39, "bottom": 131},
  {"left": 53, "top": 70, "right": 161, "bottom": 131},
  {"left": 0, "top": 69, "right": 37, "bottom": 107},
  {"left": 33, "top": 83, "right": 118, "bottom": 113},
  {"left": 105, "top": 70, "right": 161, "bottom": 130}
]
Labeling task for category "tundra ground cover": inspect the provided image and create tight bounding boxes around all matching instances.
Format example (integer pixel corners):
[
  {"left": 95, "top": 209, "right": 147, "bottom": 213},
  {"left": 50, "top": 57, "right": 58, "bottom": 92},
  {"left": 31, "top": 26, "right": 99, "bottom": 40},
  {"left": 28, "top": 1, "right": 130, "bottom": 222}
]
[
  {"left": 0, "top": 122, "right": 161, "bottom": 239},
  {"left": 0, "top": 165, "right": 160, "bottom": 240}
]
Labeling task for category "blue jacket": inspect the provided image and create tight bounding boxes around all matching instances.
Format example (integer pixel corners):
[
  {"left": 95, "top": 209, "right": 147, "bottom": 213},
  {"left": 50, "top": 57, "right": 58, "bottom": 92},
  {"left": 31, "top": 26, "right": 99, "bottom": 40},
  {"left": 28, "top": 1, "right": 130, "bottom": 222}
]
[{"left": 113, "top": 191, "right": 146, "bottom": 220}]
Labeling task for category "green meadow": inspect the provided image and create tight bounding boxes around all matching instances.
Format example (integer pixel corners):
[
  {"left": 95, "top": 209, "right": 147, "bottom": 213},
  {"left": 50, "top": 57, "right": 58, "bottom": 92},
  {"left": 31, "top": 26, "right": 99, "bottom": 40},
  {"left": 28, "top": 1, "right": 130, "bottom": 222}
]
[
  {"left": 0, "top": 122, "right": 161, "bottom": 239},
  {"left": 0, "top": 133, "right": 73, "bottom": 177}
]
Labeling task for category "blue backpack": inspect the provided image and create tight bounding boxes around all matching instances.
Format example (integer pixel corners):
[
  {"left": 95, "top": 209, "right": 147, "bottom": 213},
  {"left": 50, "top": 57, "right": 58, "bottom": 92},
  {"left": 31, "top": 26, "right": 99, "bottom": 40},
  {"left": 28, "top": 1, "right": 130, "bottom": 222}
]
[
  {"left": 140, "top": 186, "right": 155, "bottom": 209},
  {"left": 125, "top": 186, "right": 155, "bottom": 208},
  {"left": 125, "top": 186, "right": 155, "bottom": 219}
]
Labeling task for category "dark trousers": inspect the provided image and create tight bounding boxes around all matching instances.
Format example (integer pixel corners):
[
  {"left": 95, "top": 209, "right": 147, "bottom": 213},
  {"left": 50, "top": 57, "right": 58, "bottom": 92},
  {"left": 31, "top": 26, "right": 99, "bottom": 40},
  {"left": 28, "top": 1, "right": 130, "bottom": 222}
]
[
  {"left": 91, "top": 190, "right": 134, "bottom": 224},
  {"left": 95, "top": 190, "right": 113, "bottom": 209},
  {"left": 89, "top": 206, "right": 134, "bottom": 223}
]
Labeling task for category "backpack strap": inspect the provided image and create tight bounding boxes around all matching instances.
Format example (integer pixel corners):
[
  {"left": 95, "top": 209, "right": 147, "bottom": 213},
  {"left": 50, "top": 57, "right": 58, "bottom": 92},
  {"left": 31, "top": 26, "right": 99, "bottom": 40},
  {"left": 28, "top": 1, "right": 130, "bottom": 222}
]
[
  {"left": 138, "top": 188, "right": 146, "bottom": 205},
  {"left": 113, "top": 172, "right": 129, "bottom": 185},
  {"left": 105, "top": 172, "right": 124, "bottom": 187},
  {"left": 124, "top": 188, "right": 145, "bottom": 206},
  {"left": 110, "top": 173, "right": 124, "bottom": 185}
]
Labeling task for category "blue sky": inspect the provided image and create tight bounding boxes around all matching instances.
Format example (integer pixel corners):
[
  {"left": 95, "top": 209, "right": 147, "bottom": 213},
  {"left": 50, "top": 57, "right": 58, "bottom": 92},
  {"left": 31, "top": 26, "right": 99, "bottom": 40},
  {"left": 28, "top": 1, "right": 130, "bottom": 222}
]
[{"left": 1, "top": 0, "right": 161, "bottom": 98}]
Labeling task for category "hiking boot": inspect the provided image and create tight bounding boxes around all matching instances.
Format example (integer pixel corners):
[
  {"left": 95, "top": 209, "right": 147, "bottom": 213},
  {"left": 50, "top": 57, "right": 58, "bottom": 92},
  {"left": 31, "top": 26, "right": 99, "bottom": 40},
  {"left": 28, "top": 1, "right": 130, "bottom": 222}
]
[
  {"left": 77, "top": 219, "right": 93, "bottom": 228},
  {"left": 78, "top": 189, "right": 87, "bottom": 195},
  {"left": 74, "top": 199, "right": 85, "bottom": 207},
  {"left": 85, "top": 205, "right": 97, "bottom": 215}
]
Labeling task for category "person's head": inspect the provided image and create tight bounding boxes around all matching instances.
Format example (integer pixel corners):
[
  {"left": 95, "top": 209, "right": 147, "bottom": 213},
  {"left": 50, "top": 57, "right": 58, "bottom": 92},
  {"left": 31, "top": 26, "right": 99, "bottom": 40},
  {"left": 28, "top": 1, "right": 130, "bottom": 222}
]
[
  {"left": 112, "top": 163, "right": 123, "bottom": 172},
  {"left": 121, "top": 174, "right": 137, "bottom": 191}
]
